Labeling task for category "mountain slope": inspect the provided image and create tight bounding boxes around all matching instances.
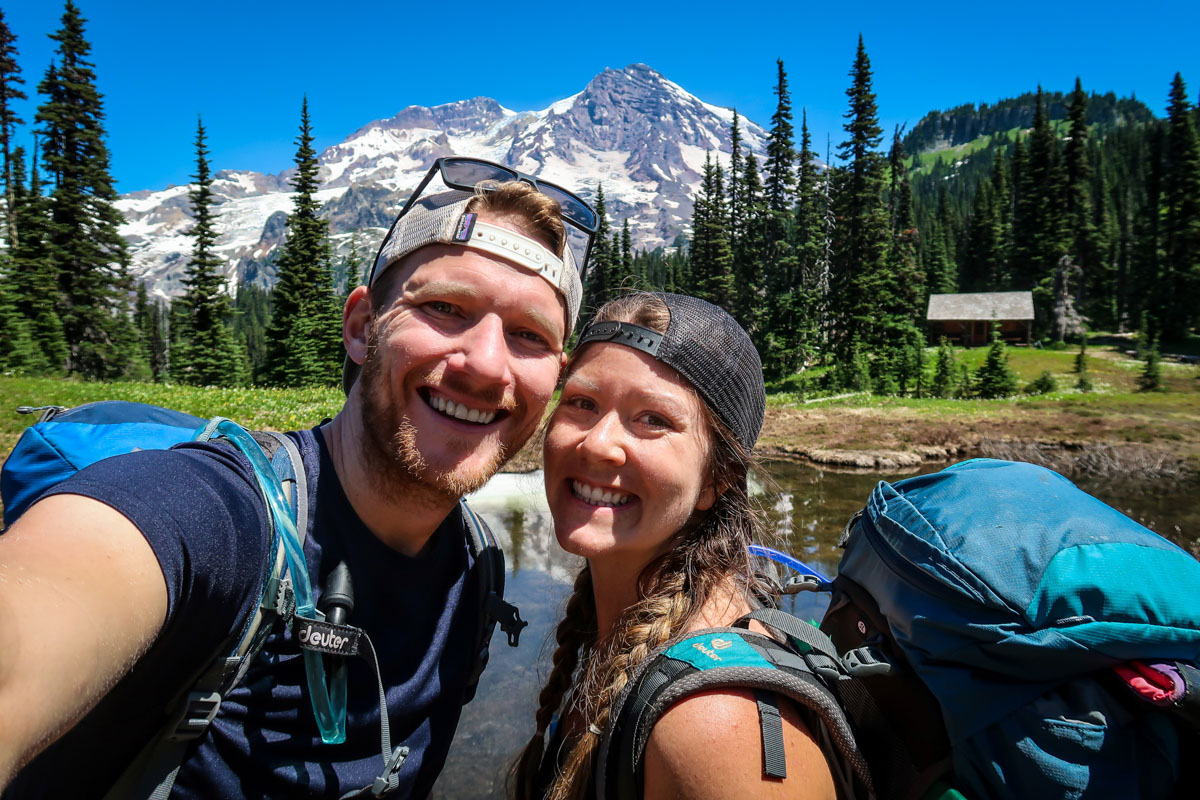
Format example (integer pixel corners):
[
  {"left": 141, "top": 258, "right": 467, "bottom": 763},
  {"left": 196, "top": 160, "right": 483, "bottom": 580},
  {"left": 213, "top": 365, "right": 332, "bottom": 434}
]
[{"left": 117, "top": 64, "right": 768, "bottom": 298}]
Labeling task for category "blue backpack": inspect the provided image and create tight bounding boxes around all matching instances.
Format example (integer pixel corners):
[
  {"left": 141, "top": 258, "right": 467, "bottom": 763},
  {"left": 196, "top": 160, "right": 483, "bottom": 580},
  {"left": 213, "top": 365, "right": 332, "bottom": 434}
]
[
  {"left": 822, "top": 458, "right": 1200, "bottom": 799},
  {"left": 1, "top": 400, "right": 525, "bottom": 799}
]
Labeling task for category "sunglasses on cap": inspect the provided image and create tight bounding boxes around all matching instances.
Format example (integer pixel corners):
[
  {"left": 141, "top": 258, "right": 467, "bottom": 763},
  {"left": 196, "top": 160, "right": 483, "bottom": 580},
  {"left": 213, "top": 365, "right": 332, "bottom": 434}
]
[{"left": 368, "top": 156, "right": 599, "bottom": 287}]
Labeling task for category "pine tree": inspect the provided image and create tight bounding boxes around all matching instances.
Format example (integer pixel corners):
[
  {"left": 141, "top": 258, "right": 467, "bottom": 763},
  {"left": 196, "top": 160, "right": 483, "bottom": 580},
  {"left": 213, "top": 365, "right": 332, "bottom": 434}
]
[
  {"left": 728, "top": 110, "right": 744, "bottom": 245},
  {"left": 36, "top": 1, "right": 137, "bottom": 379},
  {"left": 765, "top": 59, "right": 796, "bottom": 214},
  {"left": 0, "top": 250, "right": 37, "bottom": 373},
  {"left": 173, "top": 117, "right": 244, "bottom": 386},
  {"left": 232, "top": 280, "right": 270, "bottom": 381},
  {"left": 1063, "top": 79, "right": 1105, "bottom": 320},
  {"left": 931, "top": 337, "right": 958, "bottom": 398},
  {"left": 1012, "top": 87, "right": 1068, "bottom": 324},
  {"left": 581, "top": 183, "right": 614, "bottom": 315},
  {"left": 974, "top": 323, "right": 1019, "bottom": 398},
  {"left": 9, "top": 144, "right": 66, "bottom": 373},
  {"left": 829, "top": 36, "right": 893, "bottom": 365},
  {"left": 263, "top": 98, "right": 342, "bottom": 386},
  {"left": 688, "top": 152, "right": 735, "bottom": 309},
  {"left": 1162, "top": 73, "right": 1200, "bottom": 337},
  {"left": 619, "top": 219, "right": 634, "bottom": 285},
  {"left": 0, "top": 9, "right": 25, "bottom": 247},
  {"left": 134, "top": 282, "right": 168, "bottom": 381},
  {"left": 1138, "top": 337, "right": 1163, "bottom": 391}
]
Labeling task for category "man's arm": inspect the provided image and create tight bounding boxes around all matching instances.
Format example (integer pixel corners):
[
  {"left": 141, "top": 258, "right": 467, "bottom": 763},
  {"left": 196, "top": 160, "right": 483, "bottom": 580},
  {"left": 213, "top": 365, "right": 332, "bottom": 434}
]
[
  {"left": 642, "top": 688, "right": 837, "bottom": 800},
  {"left": 0, "top": 494, "right": 167, "bottom": 788}
]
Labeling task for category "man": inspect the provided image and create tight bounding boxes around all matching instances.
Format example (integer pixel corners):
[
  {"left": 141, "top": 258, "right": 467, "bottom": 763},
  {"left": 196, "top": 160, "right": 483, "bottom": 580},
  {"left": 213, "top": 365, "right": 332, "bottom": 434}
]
[{"left": 0, "top": 157, "right": 596, "bottom": 798}]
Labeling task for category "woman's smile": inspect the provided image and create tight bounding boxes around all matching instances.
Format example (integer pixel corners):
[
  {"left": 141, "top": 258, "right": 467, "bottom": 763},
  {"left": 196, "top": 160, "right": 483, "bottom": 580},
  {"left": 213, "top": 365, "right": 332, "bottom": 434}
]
[{"left": 544, "top": 343, "right": 713, "bottom": 571}]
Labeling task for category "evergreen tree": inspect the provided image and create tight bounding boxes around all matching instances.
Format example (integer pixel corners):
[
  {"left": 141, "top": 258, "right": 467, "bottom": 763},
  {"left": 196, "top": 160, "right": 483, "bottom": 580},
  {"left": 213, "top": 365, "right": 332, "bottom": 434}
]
[
  {"left": 688, "top": 152, "right": 735, "bottom": 309},
  {"left": 973, "top": 323, "right": 1019, "bottom": 398},
  {"left": 134, "top": 282, "right": 168, "bottom": 381},
  {"left": 581, "top": 183, "right": 613, "bottom": 314},
  {"left": 173, "top": 117, "right": 244, "bottom": 386},
  {"left": 1162, "top": 73, "right": 1200, "bottom": 337},
  {"left": 1063, "top": 79, "right": 1105, "bottom": 320},
  {"left": 36, "top": 1, "right": 137, "bottom": 379},
  {"left": 9, "top": 144, "right": 66, "bottom": 373},
  {"left": 828, "top": 36, "right": 893, "bottom": 364},
  {"left": 619, "top": 219, "right": 634, "bottom": 285},
  {"left": 764, "top": 59, "right": 796, "bottom": 214},
  {"left": 1074, "top": 335, "right": 1088, "bottom": 374},
  {"left": 0, "top": 9, "right": 25, "bottom": 247},
  {"left": 233, "top": 280, "right": 271, "bottom": 382},
  {"left": 263, "top": 98, "right": 342, "bottom": 386},
  {"left": 0, "top": 251, "right": 37, "bottom": 373},
  {"left": 885, "top": 128, "right": 925, "bottom": 340},
  {"left": 931, "top": 337, "right": 958, "bottom": 398},
  {"left": 728, "top": 110, "right": 744, "bottom": 245},
  {"left": 1011, "top": 87, "right": 1068, "bottom": 324},
  {"left": 1138, "top": 337, "right": 1163, "bottom": 391}
]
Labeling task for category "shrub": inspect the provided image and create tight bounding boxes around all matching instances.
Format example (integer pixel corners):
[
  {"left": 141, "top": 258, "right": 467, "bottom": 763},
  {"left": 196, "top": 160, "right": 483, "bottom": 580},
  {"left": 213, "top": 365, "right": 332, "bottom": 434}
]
[
  {"left": 1026, "top": 371, "right": 1058, "bottom": 395},
  {"left": 974, "top": 324, "right": 1019, "bottom": 399}
]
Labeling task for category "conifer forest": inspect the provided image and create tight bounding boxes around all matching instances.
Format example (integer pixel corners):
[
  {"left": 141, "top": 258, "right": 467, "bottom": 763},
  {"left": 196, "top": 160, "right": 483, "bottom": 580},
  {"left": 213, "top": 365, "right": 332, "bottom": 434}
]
[{"left": 2, "top": 4, "right": 1198, "bottom": 396}]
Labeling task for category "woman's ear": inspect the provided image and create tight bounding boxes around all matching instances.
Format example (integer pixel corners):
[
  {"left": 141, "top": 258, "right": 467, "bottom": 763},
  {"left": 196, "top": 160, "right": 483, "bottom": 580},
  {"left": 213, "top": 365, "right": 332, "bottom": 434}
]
[{"left": 695, "top": 481, "right": 718, "bottom": 512}]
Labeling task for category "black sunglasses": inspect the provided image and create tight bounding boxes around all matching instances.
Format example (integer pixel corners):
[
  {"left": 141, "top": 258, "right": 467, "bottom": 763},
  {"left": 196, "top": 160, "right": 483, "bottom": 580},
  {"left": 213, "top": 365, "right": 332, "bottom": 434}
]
[{"left": 372, "top": 157, "right": 598, "bottom": 286}]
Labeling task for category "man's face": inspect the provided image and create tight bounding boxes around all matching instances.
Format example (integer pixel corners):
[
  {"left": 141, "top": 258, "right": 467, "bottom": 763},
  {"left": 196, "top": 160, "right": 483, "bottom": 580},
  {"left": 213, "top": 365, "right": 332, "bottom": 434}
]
[{"left": 355, "top": 221, "right": 567, "bottom": 500}]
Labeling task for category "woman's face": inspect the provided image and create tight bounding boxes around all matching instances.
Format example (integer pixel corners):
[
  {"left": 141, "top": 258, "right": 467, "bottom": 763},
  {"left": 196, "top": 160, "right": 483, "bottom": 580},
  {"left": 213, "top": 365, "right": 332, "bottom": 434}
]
[{"left": 544, "top": 342, "right": 715, "bottom": 572}]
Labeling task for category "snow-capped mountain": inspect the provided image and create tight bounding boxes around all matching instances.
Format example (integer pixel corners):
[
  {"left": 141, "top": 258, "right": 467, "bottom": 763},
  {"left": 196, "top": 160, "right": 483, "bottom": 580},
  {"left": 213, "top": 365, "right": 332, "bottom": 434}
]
[{"left": 118, "top": 63, "right": 768, "bottom": 298}]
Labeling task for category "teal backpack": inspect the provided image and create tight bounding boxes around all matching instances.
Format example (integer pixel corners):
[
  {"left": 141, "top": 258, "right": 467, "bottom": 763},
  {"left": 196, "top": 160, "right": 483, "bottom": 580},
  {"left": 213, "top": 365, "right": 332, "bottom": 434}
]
[
  {"left": 599, "top": 459, "right": 1200, "bottom": 800},
  {"left": 1, "top": 400, "right": 525, "bottom": 799}
]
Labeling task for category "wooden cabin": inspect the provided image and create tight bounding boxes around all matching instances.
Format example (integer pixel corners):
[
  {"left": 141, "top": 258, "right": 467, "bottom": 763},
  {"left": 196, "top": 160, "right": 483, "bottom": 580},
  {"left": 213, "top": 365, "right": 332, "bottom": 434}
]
[{"left": 926, "top": 291, "right": 1034, "bottom": 347}]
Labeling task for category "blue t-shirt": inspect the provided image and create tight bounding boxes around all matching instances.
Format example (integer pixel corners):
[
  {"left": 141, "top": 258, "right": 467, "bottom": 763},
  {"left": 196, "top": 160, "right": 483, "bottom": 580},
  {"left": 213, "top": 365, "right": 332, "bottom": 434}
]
[{"left": 4, "top": 427, "right": 482, "bottom": 799}]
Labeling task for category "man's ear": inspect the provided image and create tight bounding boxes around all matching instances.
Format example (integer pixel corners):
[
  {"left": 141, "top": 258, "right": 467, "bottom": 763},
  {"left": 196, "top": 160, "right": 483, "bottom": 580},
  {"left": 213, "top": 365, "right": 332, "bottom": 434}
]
[{"left": 343, "top": 285, "right": 372, "bottom": 366}]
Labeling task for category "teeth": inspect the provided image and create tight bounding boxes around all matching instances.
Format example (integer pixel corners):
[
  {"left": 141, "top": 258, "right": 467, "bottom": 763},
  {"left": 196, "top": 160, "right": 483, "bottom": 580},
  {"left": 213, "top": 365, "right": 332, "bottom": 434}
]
[
  {"left": 428, "top": 393, "right": 496, "bottom": 425},
  {"left": 571, "top": 480, "right": 631, "bottom": 508}
]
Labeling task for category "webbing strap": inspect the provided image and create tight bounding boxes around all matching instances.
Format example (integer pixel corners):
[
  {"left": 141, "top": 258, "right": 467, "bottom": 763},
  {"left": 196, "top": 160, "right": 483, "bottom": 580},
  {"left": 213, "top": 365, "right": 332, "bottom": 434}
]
[
  {"left": 754, "top": 691, "right": 787, "bottom": 779},
  {"left": 743, "top": 608, "right": 843, "bottom": 663}
]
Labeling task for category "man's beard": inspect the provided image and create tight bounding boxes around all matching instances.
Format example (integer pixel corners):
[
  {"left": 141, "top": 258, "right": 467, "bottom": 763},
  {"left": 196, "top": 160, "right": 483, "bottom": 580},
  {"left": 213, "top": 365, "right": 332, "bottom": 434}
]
[{"left": 357, "top": 328, "right": 515, "bottom": 503}]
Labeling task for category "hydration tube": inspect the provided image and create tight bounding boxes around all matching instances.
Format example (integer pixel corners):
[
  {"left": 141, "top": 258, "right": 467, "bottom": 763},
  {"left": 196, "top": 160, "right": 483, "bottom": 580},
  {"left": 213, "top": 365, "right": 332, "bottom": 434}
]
[
  {"left": 207, "top": 419, "right": 348, "bottom": 744},
  {"left": 748, "top": 544, "right": 832, "bottom": 584}
]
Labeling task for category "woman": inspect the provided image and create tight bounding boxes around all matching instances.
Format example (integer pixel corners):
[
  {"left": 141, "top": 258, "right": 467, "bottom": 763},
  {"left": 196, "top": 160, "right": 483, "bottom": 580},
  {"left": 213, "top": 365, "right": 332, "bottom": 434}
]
[{"left": 513, "top": 292, "right": 839, "bottom": 800}]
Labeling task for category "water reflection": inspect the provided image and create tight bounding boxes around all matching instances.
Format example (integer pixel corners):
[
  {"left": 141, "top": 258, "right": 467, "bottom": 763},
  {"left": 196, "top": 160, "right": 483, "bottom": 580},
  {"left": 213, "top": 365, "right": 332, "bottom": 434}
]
[{"left": 432, "top": 461, "right": 1198, "bottom": 798}]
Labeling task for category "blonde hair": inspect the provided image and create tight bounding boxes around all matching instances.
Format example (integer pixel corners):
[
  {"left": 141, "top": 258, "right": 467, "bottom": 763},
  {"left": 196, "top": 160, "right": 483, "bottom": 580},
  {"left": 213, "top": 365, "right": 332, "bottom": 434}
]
[{"left": 511, "top": 292, "right": 768, "bottom": 800}]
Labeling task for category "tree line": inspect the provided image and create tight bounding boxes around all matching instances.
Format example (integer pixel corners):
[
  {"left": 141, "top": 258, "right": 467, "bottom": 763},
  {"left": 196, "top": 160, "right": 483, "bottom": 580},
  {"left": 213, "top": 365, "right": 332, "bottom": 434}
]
[
  {"left": 0, "top": 2, "right": 342, "bottom": 387},
  {"left": 1, "top": 5, "right": 1196, "bottom": 393},
  {"left": 580, "top": 41, "right": 1200, "bottom": 393}
]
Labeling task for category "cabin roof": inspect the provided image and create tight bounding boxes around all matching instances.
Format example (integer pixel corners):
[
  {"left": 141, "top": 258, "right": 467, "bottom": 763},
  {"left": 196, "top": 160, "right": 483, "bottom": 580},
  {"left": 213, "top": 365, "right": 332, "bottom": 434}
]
[{"left": 926, "top": 291, "right": 1034, "bottom": 321}]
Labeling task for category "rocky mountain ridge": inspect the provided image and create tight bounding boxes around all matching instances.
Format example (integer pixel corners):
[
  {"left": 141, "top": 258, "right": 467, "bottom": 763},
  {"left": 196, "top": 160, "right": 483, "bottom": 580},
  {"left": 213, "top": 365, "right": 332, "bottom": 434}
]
[{"left": 118, "top": 63, "right": 769, "bottom": 298}]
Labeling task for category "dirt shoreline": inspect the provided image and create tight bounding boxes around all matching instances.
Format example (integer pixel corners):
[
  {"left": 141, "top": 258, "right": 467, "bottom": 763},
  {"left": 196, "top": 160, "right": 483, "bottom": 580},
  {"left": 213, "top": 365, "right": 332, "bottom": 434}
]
[{"left": 505, "top": 401, "right": 1200, "bottom": 480}]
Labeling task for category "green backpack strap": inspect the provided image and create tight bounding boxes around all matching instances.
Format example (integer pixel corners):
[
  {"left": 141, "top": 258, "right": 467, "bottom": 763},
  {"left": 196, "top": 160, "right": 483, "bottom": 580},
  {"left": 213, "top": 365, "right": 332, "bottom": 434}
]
[{"left": 100, "top": 427, "right": 309, "bottom": 800}]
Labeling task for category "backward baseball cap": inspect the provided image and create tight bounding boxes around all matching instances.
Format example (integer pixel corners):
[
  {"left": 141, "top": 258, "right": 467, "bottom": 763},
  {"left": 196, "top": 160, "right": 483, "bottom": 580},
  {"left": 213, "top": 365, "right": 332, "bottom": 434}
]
[{"left": 342, "top": 188, "right": 583, "bottom": 394}]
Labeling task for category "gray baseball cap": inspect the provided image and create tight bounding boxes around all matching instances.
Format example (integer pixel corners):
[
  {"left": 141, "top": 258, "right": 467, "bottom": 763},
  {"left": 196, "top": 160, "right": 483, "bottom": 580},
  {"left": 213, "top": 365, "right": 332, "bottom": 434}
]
[{"left": 342, "top": 189, "right": 583, "bottom": 394}]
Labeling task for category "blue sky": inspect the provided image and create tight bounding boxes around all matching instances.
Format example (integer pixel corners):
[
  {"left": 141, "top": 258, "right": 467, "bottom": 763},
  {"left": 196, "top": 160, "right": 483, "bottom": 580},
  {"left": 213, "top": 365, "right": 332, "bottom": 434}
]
[{"left": 5, "top": 0, "right": 1198, "bottom": 194}]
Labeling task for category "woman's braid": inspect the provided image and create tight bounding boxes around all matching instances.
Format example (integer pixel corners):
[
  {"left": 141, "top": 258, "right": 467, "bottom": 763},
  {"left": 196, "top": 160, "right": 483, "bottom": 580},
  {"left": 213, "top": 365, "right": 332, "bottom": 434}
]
[{"left": 511, "top": 567, "right": 597, "bottom": 800}]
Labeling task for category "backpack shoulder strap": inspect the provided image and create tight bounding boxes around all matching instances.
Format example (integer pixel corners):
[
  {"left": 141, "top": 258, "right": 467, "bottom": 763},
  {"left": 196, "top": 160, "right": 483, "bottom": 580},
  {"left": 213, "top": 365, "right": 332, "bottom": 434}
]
[
  {"left": 596, "top": 623, "right": 877, "bottom": 800},
  {"left": 459, "top": 499, "right": 527, "bottom": 705},
  {"left": 101, "top": 426, "right": 307, "bottom": 800}
]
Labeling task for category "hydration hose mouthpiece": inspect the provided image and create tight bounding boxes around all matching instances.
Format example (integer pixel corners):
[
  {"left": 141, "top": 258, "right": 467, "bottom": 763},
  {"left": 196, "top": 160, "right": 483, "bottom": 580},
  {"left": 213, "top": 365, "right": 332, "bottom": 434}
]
[{"left": 320, "top": 562, "right": 355, "bottom": 626}]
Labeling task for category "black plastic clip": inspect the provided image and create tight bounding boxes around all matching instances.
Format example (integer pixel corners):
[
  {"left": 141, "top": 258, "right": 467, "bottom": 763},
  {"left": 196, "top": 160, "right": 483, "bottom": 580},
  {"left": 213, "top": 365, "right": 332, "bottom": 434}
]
[{"left": 486, "top": 592, "right": 528, "bottom": 647}]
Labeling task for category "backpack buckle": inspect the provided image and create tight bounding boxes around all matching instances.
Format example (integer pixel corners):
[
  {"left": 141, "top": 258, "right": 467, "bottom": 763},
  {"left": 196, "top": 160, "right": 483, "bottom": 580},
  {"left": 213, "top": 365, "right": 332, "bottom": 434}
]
[
  {"left": 843, "top": 645, "right": 894, "bottom": 678},
  {"left": 486, "top": 592, "right": 528, "bottom": 647},
  {"left": 167, "top": 690, "right": 223, "bottom": 741}
]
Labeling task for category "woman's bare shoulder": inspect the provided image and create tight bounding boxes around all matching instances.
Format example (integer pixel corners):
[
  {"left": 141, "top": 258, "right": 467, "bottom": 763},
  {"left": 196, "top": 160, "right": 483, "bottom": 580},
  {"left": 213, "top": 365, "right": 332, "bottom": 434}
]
[{"left": 641, "top": 687, "right": 837, "bottom": 800}]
